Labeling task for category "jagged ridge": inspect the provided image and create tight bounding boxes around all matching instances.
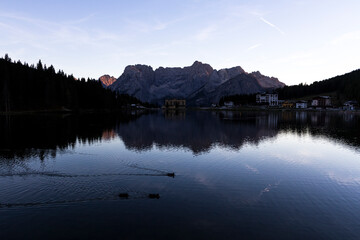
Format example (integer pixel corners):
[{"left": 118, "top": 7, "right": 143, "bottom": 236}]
[{"left": 100, "top": 61, "right": 285, "bottom": 106}]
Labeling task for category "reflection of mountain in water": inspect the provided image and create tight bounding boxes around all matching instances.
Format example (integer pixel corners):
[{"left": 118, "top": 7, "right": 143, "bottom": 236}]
[
  {"left": 1, "top": 111, "right": 359, "bottom": 160},
  {"left": 116, "top": 111, "right": 278, "bottom": 153}
]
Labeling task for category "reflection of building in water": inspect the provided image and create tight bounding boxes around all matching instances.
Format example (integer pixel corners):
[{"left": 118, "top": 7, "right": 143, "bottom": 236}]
[
  {"left": 163, "top": 99, "right": 186, "bottom": 109},
  {"left": 324, "top": 115, "right": 330, "bottom": 125},
  {"left": 164, "top": 110, "right": 186, "bottom": 120},
  {"left": 218, "top": 111, "right": 242, "bottom": 120},
  {"left": 267, "top": 113, "right": 279, "bottom": 128},
  {"left": 343, "top": 113, "right": 354, "bottom": 122},
  {"left": 309, "top": 113, "right": 330, "bottom": 126},
  {"left": 256, "top": 113, "right": 279, "bottom": 128},
  {"left": 311, "top": 114, "right": 319, "bottom": 124},
  {"left": 282, "top": 111, "right": 293, "bottom": 121},
  {"left": 296, "top": 112, "right": 307, "bottom": 123}
]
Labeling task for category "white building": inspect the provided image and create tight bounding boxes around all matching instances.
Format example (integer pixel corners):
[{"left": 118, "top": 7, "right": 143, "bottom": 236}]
[
  {"left": 256, "top": 93, "right": 279, "bottom": 106},
  {"left": 296, "top": 100, "right": 308, "bottom": 109}
]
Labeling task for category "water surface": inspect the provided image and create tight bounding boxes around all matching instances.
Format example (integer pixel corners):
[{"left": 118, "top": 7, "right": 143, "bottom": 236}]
[{"left": 1, "top": 111, "right": 360, "bottom": 239}]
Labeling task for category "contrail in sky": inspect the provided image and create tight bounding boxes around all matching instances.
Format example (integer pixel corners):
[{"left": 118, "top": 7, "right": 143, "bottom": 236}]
[{"left": 260, "top": 17, "right": 285, "bottom": 35}]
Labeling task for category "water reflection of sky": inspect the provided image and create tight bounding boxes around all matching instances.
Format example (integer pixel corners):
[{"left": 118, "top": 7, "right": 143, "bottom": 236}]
[{"left": 1, "top": 112, "right": 360, "bottom": 239}]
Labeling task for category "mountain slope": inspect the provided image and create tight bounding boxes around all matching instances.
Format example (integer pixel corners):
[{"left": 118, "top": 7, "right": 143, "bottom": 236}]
[
  {"left": 106, "top": 61, "right": 285, "bottom": 106},
  {"left": 250, "top": 71, "right": 285, "bottom": 89},
  {"left": 211, "top": 73, "right": 265, "bottom": 102},
  {"left": 276, "top": 69, "right": 360, "bottom": 103}
]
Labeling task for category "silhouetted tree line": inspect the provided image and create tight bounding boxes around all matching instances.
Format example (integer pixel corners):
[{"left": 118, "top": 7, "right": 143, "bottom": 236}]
[
  {"left": 0, "top": 54, "right": 152, "bottom": 112},
  {"left": 219, "top": 94, "right": 257, "bottom": 106},
  {"left": 276, "top": 69, "right": 360, "bottom": 102}
]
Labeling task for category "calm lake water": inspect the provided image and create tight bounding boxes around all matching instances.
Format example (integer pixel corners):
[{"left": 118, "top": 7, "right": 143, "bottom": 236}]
[{"left": 1, "top": 110, "right": 360, "bottom": 239}]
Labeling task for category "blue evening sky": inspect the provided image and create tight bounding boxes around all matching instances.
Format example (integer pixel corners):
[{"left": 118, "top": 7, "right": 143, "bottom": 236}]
[{"left": 1, "top": 0, "right": 359, "bottom": 85}]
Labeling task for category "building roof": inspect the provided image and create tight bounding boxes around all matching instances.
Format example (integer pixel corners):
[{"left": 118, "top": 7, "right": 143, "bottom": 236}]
[{"left": 314, "top": 96, "right": 330, "bottom": 99}]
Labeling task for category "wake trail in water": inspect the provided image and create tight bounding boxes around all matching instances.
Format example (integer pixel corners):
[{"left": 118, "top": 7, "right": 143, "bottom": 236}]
[
  {"left": 0, "top": 171, "right": 173, "bottom": 178},
  {"left": 126, "top": 164, "right": 171, "bottom": 174}
]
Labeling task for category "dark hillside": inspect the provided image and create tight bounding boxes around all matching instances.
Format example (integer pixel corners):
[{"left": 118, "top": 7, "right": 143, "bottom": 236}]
[
  {"left": 277, "top": 69, "right": 360, "bottom": 103},
  {"left": 0, "top": 55, "right": 145, "bottom": 112}
]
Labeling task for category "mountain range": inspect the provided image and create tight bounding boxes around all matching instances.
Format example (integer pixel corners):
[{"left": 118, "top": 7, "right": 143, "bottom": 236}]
[{"left": 100, "top": 61, "right": 285, "bottom": 106}]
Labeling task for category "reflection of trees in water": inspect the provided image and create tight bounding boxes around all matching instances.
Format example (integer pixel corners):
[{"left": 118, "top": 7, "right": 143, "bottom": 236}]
[
  {"left": 1, "top": 111, "right": 359, "bottom": 161},
  {"left": 117, "top": 111, "right": 360, "bottom": 153},
  {"left": 0, "top": 112, "right": 142, "bottom": 160},
  {"left": 278, "top": 111, "right": 360, "bottom": 149}
]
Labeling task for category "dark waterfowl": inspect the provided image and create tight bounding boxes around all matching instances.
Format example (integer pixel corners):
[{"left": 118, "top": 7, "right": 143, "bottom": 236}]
[
  {"left": 148, "top": 194, "right": 160, "bottom": 199},
  {"left": 118, "top": 193, "right": 129, "bottom": 198}
]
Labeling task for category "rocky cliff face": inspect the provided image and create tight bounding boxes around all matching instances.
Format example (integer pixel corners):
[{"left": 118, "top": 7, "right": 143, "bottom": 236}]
[
  {"left": 110, "top": 65, "right": 155, "bottom": 101},
  {"left": 99, "top": 75, "right": 117, "bottom": 88},
  {"left": 250, "top": 71, "right": 285, "bottom": 89},
  {"left": 106, "top": 61, "right": 285, "bottom": 106}
]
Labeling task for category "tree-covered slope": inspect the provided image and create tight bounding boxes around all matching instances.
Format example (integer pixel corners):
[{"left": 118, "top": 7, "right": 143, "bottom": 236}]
[
  {"left": 277, "top": 69, "right": 360, "bottom": 102},
  {"left": 0, "top": 55, "right": 145, "bottom": 112}
]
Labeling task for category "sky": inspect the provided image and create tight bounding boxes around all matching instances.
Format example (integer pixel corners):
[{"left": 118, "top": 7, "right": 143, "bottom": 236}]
[{"left": 1, "top": 0, "right": 360, "bottom": 85}]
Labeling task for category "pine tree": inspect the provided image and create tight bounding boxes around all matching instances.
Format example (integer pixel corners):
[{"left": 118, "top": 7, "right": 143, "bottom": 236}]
[{"left": 37, "top": 60, "right": 43, "bottom": 71}]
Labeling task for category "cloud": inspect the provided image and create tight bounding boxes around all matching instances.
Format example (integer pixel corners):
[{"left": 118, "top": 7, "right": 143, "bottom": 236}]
[
  {"left": 0, "top": 12, "right": 127, "bottom": 49},
  {"left": 247, "top": 43, "right": 262, "bottom": 51},
  {"left": 123, "top": 15, "right": 190, "bottom": 33},
  {"left": 260, "top": 17, "right": 285, "bottom": 35},
  {"left": 124, "top": 18, "right": 170, "bottom": 33},
  {"left": 195, "top": 25, "right": 217, "bottom": 41}
]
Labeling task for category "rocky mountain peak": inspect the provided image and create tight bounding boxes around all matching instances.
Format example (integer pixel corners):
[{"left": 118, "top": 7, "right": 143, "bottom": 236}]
[
  {"left": 99, "top": 74, "right": 117, "bottom": 87},
  {"left": 124, "top": 64, "right": 153, "bottom": 74},
  {"left": 105, "top": 61, "right": 285, "bottom": 106},
  {"left": 189, "top": 61, "right": 213, "bottom": 76},
  {"left": 191, "top": 60, "right": 204, "bottom": 67}
]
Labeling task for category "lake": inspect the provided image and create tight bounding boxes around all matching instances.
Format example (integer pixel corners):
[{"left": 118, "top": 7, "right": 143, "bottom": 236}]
[{"left": 1, "top": 110, "right": 360, "bottom": 239}]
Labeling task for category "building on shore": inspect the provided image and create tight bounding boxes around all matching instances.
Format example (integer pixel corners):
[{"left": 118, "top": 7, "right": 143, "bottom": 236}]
[
  {"left": 256, "top": 93, "right": 279, "bottom": 106},
  {"left": 282, "top": 101, "right": 294, "bottom": 108},
  {"left": 311, "top": 96, "right": 331, "bottom": 108},
  {"left": 295, "top": 100, "right": 308, "bottom": 109},
  {"left": 343, "top": 101, "right": 358, "bottom": 110},
  {"left": 163, "top": 99, "right": 186, "bottom": 109}
]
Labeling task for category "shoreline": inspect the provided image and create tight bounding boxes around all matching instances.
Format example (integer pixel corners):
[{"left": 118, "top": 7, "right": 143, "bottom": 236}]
[
  {"left": 1, "top": 106, "right": 359, "bottom": 115},
  {"left": 189, "top": 106, "right": 360, "bottom": 113}
]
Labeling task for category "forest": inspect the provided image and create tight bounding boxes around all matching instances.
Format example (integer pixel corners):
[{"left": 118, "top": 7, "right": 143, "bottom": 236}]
[
  {"left": 220, "top": 69, "right": 360, "bottom": 106},
  {"left": 0, "top": 54, "right": 149, "bottom": 112},
  {"left": 219, "top": 94, "right": 257, "bottom": 106},
  {"left": 276, "top": 69, "right": 360, "bottom": 102}
]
